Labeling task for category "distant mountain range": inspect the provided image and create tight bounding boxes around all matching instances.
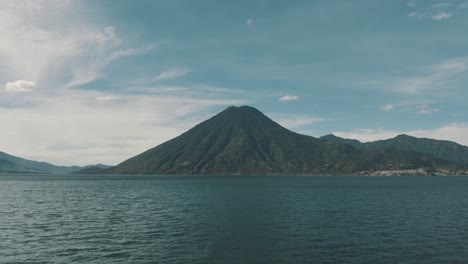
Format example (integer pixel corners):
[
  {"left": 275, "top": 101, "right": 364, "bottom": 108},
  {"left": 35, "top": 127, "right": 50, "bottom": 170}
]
[
  {"left": 107, "top": 106, "right": 468, "bottom": 176},
  {"left": 320, "top": 134, "right": 468, "bottom": 166},
  {"left": 2, "top": 106, "right": 467, "bottom": 176},
  {"left": 0, "top": 151, "right": 109, "bottom": 174}
]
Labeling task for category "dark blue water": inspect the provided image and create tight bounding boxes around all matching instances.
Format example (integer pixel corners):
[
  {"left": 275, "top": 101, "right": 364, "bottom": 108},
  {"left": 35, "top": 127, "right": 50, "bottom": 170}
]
[{"left": 1, "top": 175, "right": 468, "bottom": 263}]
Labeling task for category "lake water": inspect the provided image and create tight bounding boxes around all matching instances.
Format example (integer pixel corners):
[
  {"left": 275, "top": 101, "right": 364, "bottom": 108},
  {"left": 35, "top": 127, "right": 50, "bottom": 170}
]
[{"left": 1, "top": 175, "right": 468, "bottom": 263}]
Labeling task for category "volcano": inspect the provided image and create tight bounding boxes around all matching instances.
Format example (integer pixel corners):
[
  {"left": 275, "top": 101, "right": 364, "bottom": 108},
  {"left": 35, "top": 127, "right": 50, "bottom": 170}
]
[{"left": 107, "top": 106, "right": 466, "bottom": 175}]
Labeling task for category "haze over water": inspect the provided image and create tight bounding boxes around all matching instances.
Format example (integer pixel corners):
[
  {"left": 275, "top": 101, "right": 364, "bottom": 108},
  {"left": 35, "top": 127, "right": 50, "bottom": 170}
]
[{"left": 1, "top": 175, "right": 468, "bottom": 263}]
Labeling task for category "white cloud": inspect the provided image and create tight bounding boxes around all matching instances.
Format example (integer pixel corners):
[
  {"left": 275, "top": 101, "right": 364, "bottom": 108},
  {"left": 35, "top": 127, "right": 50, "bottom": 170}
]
[
  {"left": 432, "top": 12, "right": 452, "bottom": 20},
  {"left": 154, "top": 68, "right": 190, "bottom": 81},
  {"left": 408, "top": 2, "right": 416, "bottom": 7},
  {"left": 381, "top": 104, "right": 393, "bottom": 111},
  {"left": 407, "top": 12, "right": 427, "bottom": 19},
  {"left": 334, "top": 123, "right": 468, "bottom": 146},
  {"left": 460, "top": 2, "right": 468, "bottom": 9},
  {"left": 246, "top": 18, "right": 254, "bottom": 27},
  {"left": 5, "top": 80, "right": 35, "bottom": 92},
  {"left": 278, "top": 95, "right": 300, "bottom": 102}
]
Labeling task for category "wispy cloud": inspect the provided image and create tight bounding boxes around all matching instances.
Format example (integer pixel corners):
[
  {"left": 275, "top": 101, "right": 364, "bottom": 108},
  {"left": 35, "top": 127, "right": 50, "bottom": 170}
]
[
  {"left": 5, "top": 80, "right": 35, "bottom": 92},
  {"left": 154, "top": 68, "right": 190, "bottom": 81},
  {"left": 197, "top": 84, "right": 247, "bottom": 94},
  {"left": 0, "top": 2, "right": 152, "bottom": 90},
  {"left": 460, "top": 2, "right": 468, "bottom": 9},
  {"left": 432, "top": 12, "right": 452, "bottom": 20},
  {"left": 129, "top": 84, "right": 247, "bottom": 96},
  {"left": 246, "top": 18, "right": 254, "bottom": 27},
  {"left": 278, "top": 95, "right": 300, "bottom": 102},
  {"left": 390, "top": 56, "right": 468, "bottom": 94},
  {"left": 273, "top": 115, "right": 327, "bottom": 129},
  {"left": 63, "top": 28, "right": 154, "bottom": 88},
  {"left": 408, "top": 2, "right": 416, "bottom": 8}
]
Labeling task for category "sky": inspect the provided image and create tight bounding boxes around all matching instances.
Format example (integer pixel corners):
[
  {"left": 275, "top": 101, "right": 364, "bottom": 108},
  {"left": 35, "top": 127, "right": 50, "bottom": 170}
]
[{"left": 1, "top": 0, "right": 468, "bottom": 166}]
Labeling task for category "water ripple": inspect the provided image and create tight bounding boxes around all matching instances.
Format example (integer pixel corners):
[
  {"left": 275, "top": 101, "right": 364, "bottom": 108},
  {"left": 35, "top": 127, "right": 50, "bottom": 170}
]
[{"left": 1, "top": 175, "right": 468, "bottom": 263}]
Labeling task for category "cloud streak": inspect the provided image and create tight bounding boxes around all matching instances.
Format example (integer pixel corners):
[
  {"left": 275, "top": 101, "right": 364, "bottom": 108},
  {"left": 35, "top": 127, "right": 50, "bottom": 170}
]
[
  {"left": 278, "top": 95, "right": 300, "bottom": 102},
  {"left": 154, "top": 68, "right": 190, "bottom": 81}
]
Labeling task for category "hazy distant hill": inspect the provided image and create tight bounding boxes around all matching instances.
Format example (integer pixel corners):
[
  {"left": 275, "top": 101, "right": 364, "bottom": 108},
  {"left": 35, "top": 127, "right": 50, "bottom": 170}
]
[
  {"left": 108, "top": 106, "right": 466, "bottom": 176},
  {"left": 0, "top": 151, "right": 109, "bottom": 174},
  {"left": 72, "top": 164, "right": 111, "bottom": 174},
  {"left": 320, "top": 134, "right": 468, "bottom": 166},
  {"left": 0, "top": 158, "right": 41, "bottom": 174},
  {"left": 0, "top": 151, "right": 82, "bottom": 174}
]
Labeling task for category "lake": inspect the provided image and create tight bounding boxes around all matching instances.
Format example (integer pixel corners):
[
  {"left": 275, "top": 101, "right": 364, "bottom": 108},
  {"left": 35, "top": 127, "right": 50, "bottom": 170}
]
[{"left": 1, "top": 175, "right": 468, "bottom": 263}]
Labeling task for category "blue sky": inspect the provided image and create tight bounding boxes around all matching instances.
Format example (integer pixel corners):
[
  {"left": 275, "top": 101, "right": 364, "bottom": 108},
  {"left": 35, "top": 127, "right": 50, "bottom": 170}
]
[{"left": 1, "top": 0, "right": 468, "bottom": 165}]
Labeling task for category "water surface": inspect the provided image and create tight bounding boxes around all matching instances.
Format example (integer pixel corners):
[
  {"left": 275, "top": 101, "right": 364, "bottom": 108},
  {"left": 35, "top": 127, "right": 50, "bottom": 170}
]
[{"left": 1, "top": 175, "right": 468, "bottom": 263}]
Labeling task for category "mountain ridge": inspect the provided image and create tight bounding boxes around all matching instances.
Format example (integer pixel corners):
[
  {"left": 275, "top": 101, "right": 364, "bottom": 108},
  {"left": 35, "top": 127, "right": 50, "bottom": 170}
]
[
  {"left": 2, "top": 106, "right": 466, "bottom": 176},
  {"left": 320, "top": 134, "right": 468, "bottom": 166}
]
